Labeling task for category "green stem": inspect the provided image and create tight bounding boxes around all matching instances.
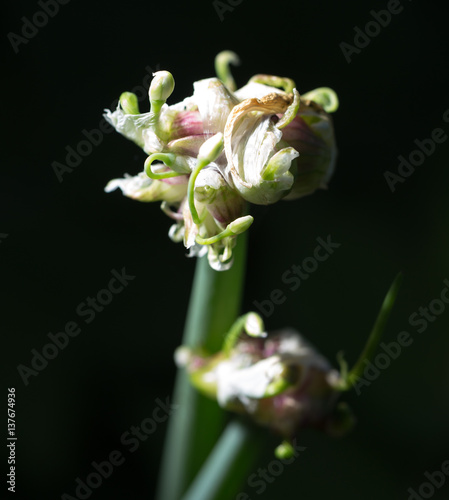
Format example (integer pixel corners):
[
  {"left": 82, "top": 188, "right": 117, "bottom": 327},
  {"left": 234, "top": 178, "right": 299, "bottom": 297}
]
[
  {"left": 181, "top": 419, "right": 264, "bottom": 500},
  {"left": 156, "top": 233, "right": 248, "bottom": 500}
]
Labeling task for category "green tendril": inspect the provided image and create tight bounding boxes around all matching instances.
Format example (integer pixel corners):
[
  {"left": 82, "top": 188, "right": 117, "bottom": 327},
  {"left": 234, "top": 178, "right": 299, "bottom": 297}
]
[
  {"left": 195, "top": 216, "right": 254, "bottom": 247},
  {"left": 195, "top": 227, "right": 233, "bottom": 246},
  {"left": 145, "top": 154, "right": 185, "bottom": 180},
  {"left": 222, "top": 315, "right": 248, "bottom": 356},
  {"left": 248, "top": 74, "right": 296, "bottom": 94},
  {"left": 215, "top": 51, "right": 240, "bottom": 91},
  {"left": 302, "top": 87, "right": 339, "bottom": 113},
  {"left": 188, "top": 159, "right": 209, "bottom": 224},
  {"left": 276, "top": 89, "right": 301, "bottom": 129}
]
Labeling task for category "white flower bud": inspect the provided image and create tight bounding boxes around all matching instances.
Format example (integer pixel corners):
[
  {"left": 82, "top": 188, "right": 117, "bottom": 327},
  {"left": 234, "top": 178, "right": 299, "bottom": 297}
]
[
  {"left": 119, "top": 92, "right": 139, "bottom": 115},
  {"left": 228, "top": 215, "right": 253, "bottom": 235},
  {"left": 149, "top": 71, "right": 175, "bottom": 103},
  {"left": 197, "top": 132, "right": 224, "bottom": 164}
]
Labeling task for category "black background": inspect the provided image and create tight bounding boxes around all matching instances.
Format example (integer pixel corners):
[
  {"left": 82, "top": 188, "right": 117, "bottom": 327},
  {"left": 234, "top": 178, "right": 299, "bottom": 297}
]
[{"left": 2, "top": 0, "right": 449, "bottom": 499}]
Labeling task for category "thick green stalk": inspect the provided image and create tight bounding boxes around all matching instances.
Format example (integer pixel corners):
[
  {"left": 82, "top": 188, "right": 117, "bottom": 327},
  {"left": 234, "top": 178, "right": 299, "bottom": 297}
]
[
  {"left": 156, "top": 234, "right": 247, "bottom": 500},
  {"left": 181, "top": 419, "right": 265, "bottom": 500}
]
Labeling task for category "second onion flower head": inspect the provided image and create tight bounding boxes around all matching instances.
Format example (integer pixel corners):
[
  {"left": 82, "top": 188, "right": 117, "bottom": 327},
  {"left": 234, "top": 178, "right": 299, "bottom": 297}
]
[{"left": 175, "top": 312, "right": 355, "bottom": 457}]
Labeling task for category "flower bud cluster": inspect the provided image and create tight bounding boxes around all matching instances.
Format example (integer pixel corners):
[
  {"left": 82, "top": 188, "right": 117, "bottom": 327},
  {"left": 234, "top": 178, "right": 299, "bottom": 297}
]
[{"left": 176, "top": 312, "right": 353, "bottom": 446}]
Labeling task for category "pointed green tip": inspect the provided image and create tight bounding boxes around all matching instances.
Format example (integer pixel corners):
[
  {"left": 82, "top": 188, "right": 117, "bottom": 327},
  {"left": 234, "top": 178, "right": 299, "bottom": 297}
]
[
  {"left": 383, "top": 272, "right": 403, "bottom": 309},
  {"left": 335, "top": 272, "right": 403, "bottom": 392}
]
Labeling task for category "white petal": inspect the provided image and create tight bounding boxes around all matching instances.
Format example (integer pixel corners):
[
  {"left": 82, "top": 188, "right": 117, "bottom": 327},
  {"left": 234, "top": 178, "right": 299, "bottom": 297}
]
[
  {"left": 105, "top": 171, "right": 186, "bottom": 203},
  {"left": 207, "top": 247, "right": 233, "bottom": 271},
  {"left": 231, "top": 114, "right": 283, "bottom": 185},
  {"left": 168, "top": 222, "right": 184, "bottom": 242},
  {"left": 142, "top": 129, "right": 165, "bottom": 154},
  {"left": 216, "top": 356, "right": 284, "bottom": 407},
  {"left": 193, "top": 78, "right": 239, "bottom": 134},
  {"left": 104, "top": 107, "right": 155, "bottom": 149},
  {"left": 195, "top": 165, "right": 226, "bottom": 191},
  {"left": 168, "top": 95, "right": 198, "bottom": 112},
  {"left": 187, "top": 243, "right": 208, "bottom": 258},
  {"left": 234, "top": 82, "right": 284, "bottom": 101},
  {"left": 104, "top": 172, "right": 150, "bottom": 196},
  {"left": 271, "top": 329, "right": 332, "bottom": 372}
]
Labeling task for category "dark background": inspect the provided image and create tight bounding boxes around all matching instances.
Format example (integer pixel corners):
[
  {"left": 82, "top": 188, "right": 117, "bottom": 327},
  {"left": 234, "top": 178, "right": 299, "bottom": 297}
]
[{"left": 2, "top": 0, "right": 449, "bottom": 499}]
